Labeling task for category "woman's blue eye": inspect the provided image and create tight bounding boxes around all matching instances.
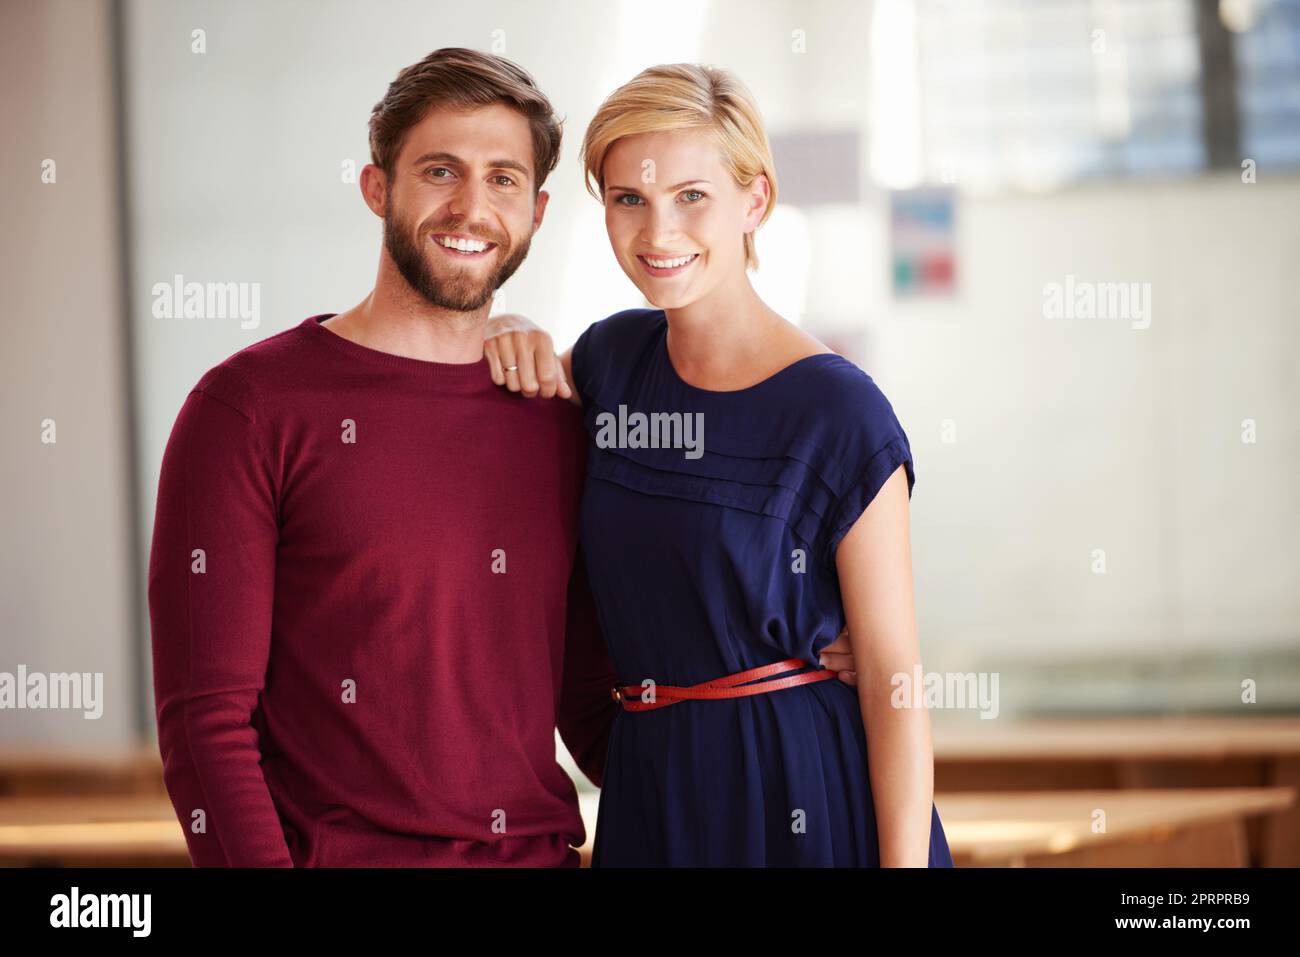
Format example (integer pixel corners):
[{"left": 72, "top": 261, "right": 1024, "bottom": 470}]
[
  {"left": 616, "top": 194, "right": 642, "bottom": 206},
  {"left": 683, "top": 189, "right": 705, "bottom": 202}
]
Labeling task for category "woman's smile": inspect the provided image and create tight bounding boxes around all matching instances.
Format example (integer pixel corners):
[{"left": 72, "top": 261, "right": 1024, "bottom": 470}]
[{"left": 636, "top": 251, "right": 700, "bottom": 278}]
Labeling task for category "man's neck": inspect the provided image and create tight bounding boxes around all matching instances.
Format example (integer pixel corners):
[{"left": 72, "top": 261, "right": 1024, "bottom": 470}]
[{"left": 325, "top": 271, "right": 490, "bottom": 364}]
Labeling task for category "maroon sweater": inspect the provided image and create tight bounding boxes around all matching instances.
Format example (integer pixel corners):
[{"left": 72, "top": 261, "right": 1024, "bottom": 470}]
[{"left": 147, "top": 314, "right": 618, "bottom": 867}]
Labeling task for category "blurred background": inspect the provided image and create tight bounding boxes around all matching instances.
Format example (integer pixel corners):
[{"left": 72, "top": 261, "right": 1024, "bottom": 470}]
[{"left": 1, "top": 0, "right": 1298, "bottom": 867}]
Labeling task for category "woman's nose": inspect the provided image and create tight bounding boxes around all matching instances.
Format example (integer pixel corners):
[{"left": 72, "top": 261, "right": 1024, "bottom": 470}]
[{"left": 639, "top": 204, "right": 682, "bottom": 247}]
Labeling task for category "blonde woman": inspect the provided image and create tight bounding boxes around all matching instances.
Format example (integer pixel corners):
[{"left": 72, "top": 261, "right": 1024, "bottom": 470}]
[{"left": 485, "top": 64, "right": 953, "bottom": 867}]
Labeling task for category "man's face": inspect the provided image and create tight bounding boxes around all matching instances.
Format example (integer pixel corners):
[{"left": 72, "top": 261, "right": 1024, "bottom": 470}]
[{"left": 381, "top": 103, "right": 546, "bottom": 312}]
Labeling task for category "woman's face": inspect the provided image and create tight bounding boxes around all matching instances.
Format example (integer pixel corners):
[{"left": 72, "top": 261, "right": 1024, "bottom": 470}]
[{"left": 601, "top": 130, "right": 768, "bottom": 310}]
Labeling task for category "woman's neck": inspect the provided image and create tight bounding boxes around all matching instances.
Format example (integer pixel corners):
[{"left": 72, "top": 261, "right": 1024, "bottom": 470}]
[{"left": 663, "top": 274, "right": 814, "bottom": 391}]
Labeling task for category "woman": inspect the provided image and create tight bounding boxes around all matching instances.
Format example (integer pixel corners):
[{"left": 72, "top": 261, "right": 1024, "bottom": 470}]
[{"left": 486, "top": 63, "right": 953, "bottom": 867}]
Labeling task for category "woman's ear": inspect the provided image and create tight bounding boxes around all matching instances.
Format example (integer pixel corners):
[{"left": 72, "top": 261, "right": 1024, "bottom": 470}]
[{"left": 743, "top": 173, "right": 772, "bottom": 231}]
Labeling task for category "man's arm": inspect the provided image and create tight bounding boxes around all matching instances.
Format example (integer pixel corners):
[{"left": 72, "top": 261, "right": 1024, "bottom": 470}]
[
  {"left": 556, "top": 550, "right": 618, "bottom": 788},
  {"left": 148, "top": 377, "right": 293, "bottom": 866}
]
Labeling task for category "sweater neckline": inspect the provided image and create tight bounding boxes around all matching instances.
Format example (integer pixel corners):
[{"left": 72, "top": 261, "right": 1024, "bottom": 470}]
[{"left": 302, "top": 314, "right": 494, "bottom": 386}]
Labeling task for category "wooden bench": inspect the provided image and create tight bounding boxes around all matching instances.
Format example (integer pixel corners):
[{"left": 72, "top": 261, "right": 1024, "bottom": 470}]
[
  {"left": 576, "top": 786, "right": 1293, "bottom": 867},
  {"left": 937, "top": 787, "right": 1295, "bottom": 866},
  {"left": 0, "top": 794, "right": 188, "bottom": 867},
  {"left": 934, "top": 716, "right": 1300, "bottom": 865},
  {"left": 3, "top": 787, "right": 1289, "bottom": 868},
  {"left": 0, "top": 747, "right": 164, "bottom": 797}
]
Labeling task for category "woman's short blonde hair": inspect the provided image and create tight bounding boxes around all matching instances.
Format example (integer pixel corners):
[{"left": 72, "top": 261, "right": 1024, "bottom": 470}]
[{"left": 580, "top": 63, "right": 778, "bottom": 271}]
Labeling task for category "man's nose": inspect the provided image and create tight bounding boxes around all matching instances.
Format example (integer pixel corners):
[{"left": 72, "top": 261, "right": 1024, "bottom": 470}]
[{"left": 446, "top": 176, "right": 494, "bottom": 232}]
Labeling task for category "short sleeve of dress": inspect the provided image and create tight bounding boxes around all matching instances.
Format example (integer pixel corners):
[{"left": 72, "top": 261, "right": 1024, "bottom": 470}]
[
  {"left": 570, "top": 320, "right": 597, "bottom": 407},
  {"left": 571, "top": 308, "right": 664, "bottom": 409},
  {"left": 822, "top": 373, "right": 916, "bottom": 564}
]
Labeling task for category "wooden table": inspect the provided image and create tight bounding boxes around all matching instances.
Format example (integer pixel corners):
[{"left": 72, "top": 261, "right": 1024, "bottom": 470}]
[
  {"left": 8, "top": 722, "right": 1296, "bottom": 867},
  {"left": 0, "top": 747, "right": 164, "bottom": 797},
  {"left": 0, "top": 795, "right": 189, "bottom": 867},
  {"left": 3, "top": 787, "right": 1289, "bottom": 868},
  {"left": 936, "top": 787, "right": 1295, "bottom": 867},
  {"left": 933, "top": 716, "right": 1300, "bottom": 865},
  {"left": 578, "top": 787, "right": 1293, "bottom": 867}
]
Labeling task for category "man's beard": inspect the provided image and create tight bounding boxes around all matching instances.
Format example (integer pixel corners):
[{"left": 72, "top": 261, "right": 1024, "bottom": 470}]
[{"left": 384, "top": 206, "right": 531, "bottom": 313}]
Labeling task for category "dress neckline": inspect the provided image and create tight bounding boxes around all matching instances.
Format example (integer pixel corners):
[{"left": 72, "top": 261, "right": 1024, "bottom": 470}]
[{"left": 654, "top": 312, "right": 841, "bottom": 397}]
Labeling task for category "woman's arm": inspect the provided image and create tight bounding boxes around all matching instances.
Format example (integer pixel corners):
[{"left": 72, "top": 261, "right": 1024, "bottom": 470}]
[
  {"left": 835, "top": 464, "right": 935, "bottom": 866},
  {"left": 483, "top": 313, "right": 580, "bottom": 406}
]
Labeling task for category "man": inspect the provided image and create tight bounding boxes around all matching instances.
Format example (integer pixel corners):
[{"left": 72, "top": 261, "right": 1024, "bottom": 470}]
[{"left": 148, "top": 47, "right": 853, "bottom": 867}]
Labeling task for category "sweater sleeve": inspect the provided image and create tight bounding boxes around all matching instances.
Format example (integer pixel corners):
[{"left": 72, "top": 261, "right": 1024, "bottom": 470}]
[
  {"left": 555, "top": 548, "right": 618, "bottom": 788},
  {"left": 147, "top": 374, "right": 293, "bottom": 867}
]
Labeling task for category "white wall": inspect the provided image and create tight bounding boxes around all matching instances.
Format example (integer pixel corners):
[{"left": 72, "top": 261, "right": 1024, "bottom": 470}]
[
  {"left": 0, "top": 0, "right": 137, "bottom": 747},
  {"left": 114, "top": 0, "right": 1300, "bottom": 725},
  {"left": 873, "top": 175, "right": 1300, "bottom": 670},
  {"left": 1, "top": 1, "right": 1294, "bottom": 753}
]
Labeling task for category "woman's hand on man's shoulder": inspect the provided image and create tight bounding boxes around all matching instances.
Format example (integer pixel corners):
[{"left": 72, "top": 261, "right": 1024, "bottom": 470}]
[{"left": 483, "top": 313, "right": 572, "bottom": 400}]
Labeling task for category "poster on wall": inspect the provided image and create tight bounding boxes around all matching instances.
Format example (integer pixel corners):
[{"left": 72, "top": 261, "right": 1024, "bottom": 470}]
[{"left": 890, "top": 187, "right": 956, "bottom": 297}]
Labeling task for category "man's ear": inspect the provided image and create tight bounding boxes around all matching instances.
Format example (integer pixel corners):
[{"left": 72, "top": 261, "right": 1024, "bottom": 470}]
[
  {"left": 359, "top": 163, "right": 388, "bottom": 218},
  {"left": 531, "top": 188, "right": 550, "bottom": 234}
]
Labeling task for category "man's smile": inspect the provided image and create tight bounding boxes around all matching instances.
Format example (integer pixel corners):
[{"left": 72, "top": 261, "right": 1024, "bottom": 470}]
[{"left": 429, "top": 232, "right": 498, "bottom": 259}]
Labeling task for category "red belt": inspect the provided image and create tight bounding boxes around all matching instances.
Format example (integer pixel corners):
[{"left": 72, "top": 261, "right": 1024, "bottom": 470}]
[{"left": 611, "top": 658, "right": 837, "bottom": 712}]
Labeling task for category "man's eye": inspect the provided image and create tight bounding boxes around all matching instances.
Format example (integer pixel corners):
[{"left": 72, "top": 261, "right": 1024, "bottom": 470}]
[
  {"left": 426, "top": 167, "right": 452, "bottom": 178},
  {"left": 493, "top": 175, "right": 516, "bottom": 186}
]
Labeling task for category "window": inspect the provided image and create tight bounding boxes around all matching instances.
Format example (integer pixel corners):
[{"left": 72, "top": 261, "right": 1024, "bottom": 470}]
[{"left": 884, "top": 0, "right": 1300, "bottom": 190}]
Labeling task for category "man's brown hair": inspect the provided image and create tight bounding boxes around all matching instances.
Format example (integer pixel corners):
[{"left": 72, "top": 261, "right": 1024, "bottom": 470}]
[{"left": 368, "top": 47, "right": 563, "bottom": 193}]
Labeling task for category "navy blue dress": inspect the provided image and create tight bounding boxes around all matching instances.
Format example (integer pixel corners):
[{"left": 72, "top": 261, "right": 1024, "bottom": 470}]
[{"left": 571, "top": 308, "right": 954, "bottom": 867}]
